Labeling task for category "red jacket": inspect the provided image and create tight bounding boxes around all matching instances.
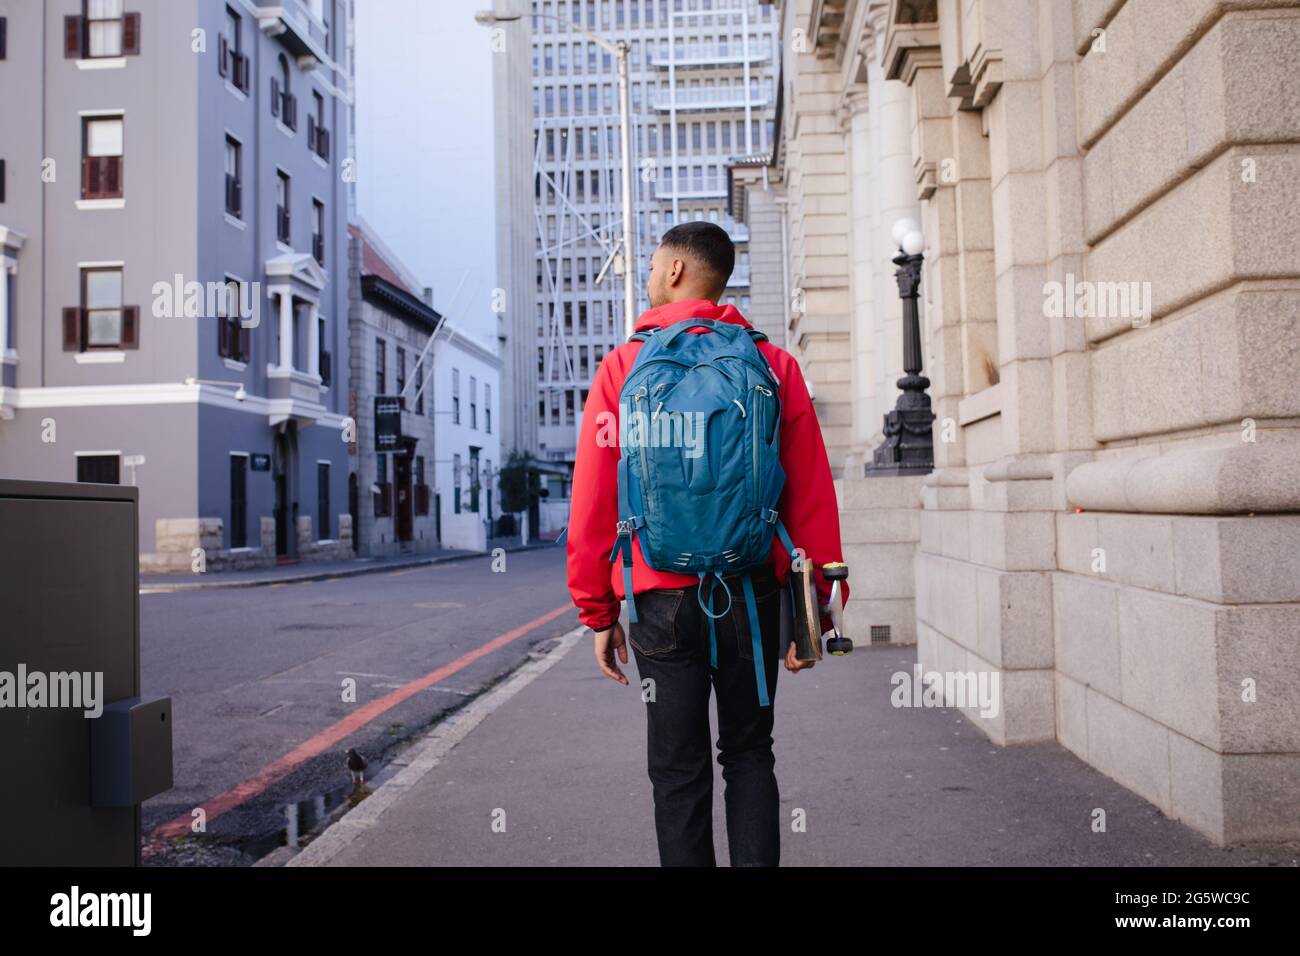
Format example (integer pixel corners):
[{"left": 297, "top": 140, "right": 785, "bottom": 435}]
[{"left": 566, "top": 298, "right": 849, "bottom": 632}]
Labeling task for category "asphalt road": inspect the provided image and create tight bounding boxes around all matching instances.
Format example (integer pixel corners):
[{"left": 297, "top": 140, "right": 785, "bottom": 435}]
[{"left": 139, "top": 546, "right": 577, "bottom": 864}]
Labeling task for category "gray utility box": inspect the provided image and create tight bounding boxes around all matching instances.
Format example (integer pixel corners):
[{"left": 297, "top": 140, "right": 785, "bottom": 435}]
[{"left": 0, "top": 479, "right": 173, "bottom": 865}]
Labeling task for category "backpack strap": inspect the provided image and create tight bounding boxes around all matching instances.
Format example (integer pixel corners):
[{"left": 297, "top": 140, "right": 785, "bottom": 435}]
[
  {"left": 744, "top": 328, "right": 769, "bottom": 344},
  {"left": 741, "top": 573, "right": 771, "bottom": 708},
  {"left": 763, "top": 509, "right": 796, "bottom": 559},
  {"left": 610, "top": 456, "right": 644, "bottom": 623},
  {"left": 695, "top": 571, "right": 732, "bottom": 670}
]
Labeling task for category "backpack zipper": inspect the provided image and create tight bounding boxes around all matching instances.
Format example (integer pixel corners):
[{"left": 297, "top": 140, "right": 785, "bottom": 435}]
[{"left": 632, "top": 389, "right": 653, "bottom": 515}]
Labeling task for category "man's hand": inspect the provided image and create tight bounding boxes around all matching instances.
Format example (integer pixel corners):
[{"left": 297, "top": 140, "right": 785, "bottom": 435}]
[
  {"left": 783, "top": 640, "right": 816, "bottom": 673},
  {"left": 594, "top": 621, "right": 629, "bottom": 684}
]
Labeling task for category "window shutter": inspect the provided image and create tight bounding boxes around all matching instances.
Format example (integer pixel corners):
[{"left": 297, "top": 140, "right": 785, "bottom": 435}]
[
  {"left": 106, "top": 156, "right": 122, "bottom": 196},
  {"left": 123, "top": 13, "right": 141, "bottom": 55},
  {"left": 82, "top": 157, "right": 97, "bottom": 198},
  {"left": 121, "top": 306, "right": 139, "bottom": 348},
  {"left": 218, "top": 315, "right": 230, "bottom": 357},
  {"left": 64, "top": 15, "right": 83, "bottom": 58},
  {"left": 239, "top": 323, "right": 251, "bottom": 362},
  {"left": 271, "top": 77, "right": 281, "bottom": 117},
  {"left": 218, "top": 35, "right": 229, "bottom": 77},
  {"left": 62, "top": 308, "right": 82, "bottom": 351}
]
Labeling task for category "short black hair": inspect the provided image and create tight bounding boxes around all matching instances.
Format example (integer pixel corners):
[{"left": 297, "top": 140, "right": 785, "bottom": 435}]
[{"left": 659, "top": 221, "right": 735, "bottom": 290}]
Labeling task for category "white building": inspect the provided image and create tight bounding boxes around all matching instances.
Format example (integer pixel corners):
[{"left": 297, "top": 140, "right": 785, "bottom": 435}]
[
  {"left": 431, "top": 326, "right": 503, "bottom": 552},
  {"left": 531, "top": 0, "right": 782, "bottom": 470}
]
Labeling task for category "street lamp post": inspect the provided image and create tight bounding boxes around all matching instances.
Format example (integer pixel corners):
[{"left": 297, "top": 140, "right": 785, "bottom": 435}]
[
  {"left": 475, "top": 9, "right": 636, "bottom": 340},
  {"left": 865, "top": 219, "right": 935, "bottom": 477}
]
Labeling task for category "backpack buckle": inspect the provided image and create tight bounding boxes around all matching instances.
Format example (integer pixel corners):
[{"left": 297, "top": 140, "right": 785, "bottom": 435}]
[{"left": 761, "top": 508, "right": 779, "bottom": 525}]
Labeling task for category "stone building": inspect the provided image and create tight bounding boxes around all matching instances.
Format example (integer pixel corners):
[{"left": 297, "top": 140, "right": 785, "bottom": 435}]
[{"left": 736, "top": 0, "right": 1300, "bottom": 845}]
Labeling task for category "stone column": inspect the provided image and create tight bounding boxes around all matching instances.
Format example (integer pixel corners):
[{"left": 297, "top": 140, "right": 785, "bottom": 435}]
[
  {"left": 844, "top": 88, "right": 874, "bottom": 472},
  {"left": 866, "top": 8, "right": 923, "bottom": 449},
  {"left": 307, "top": 300, "right": 320, "bottom": 380},
  {"left": 278, "top": 290, "right": 294, "bottom": 371}
]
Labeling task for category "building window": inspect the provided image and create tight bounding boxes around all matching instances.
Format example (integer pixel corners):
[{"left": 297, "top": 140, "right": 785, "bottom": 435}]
[
  {"left": 311, "top": 198, "right": 325, "bottom": 264},
  {"left": 219, "top": 7, "right": 249, "bottom": 92},
  {"left": 64, "top": 266, "right": 137, "bottom": 351},
  {"left": 275, "top": 170, "right": 290, "bottom": 243},
  {"left": 469, "top": 447, "right": 481, "bottom": 513},
  {"left": 224, "top": 136, "right": 242, "bottom": 217},
  {"left": 317, "top": 462, "right": 330, "bottom": 540},
  {"left": 470, "top": 375, "right": 477, "bottom": 429},
  {"left": 230, "top": 454, "right": 248, "bottom": 548},
  {"left": 375, "top": 336, "right": 386, "bottom": 394},
  {"left": 216, "top": 277, "right": 250, "bottom": 362},
  {"left": 452, "top": 367, "right": 461, "bottom": 424},
  {"left": 272, "top": 54, "right": 297, "bottom": 130},
  {"left": 76, "top": 453, "right": 120, "bottom": 485},
  {"left": 66, "top": 1, "right": 139, "bottom": 60},
  {"left": 485, "top": 383, "right": 492, "bottom": 434},
  {"left": 453, "top": 452, "right": 462, "bottom": 514},
  {"left": 414, "top": 455, "right": 429, "bottom": 515},
  {"left": 374, "top": 453, "right": 391, "bottom": 517},
  {"left": 308, "top": 91, "right": 330, "bottom": 159},
  {"left": 0, "top": 17, "right": 7, "bottom": 61},
  {"left": 318, "top": 315, "right": 331, "bottom": 386},
  {"left": 82, "top": 115, "right": 124, "bottom": 200},
  {"left": 396, "top": 346, "right": 406, "bottom": 408}
]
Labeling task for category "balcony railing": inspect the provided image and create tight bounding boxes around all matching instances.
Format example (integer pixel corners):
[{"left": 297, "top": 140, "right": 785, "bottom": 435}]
[
  {"left": 650, "top": 88, "right": 770, "bottom": 112},
  {"left": 650, "top": 46, "right": 772, "bottom": 69},
  {"left": 653, "top": 177, "right": 728, "bottom": 200}
]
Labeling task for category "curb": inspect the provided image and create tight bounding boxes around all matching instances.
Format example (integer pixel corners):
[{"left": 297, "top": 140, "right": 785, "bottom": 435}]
[
  {"left": 139, "top": 541, "right": 562, "bottom": 592},
  {"left": 280, "top": 624, "right": 588, "bottom": 867}
]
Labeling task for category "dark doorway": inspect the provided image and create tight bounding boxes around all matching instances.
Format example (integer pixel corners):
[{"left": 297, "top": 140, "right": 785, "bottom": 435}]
[
  {"left": 394, "top": 451, "right": 413, "bottom": 543},
  {"left": 348, "top": 472, "right": 359, "bottom": 553},
  {"left": 273, "top": 430, "right": 290, "bottom": 557},
  {"left": 230, "top": 454, "right": 248, "bottom": 548}
]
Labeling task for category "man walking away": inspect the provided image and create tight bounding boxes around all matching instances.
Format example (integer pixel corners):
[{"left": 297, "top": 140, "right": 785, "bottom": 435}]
[{"left": 567, "top": 221, "right": 847, "bottom": 867}]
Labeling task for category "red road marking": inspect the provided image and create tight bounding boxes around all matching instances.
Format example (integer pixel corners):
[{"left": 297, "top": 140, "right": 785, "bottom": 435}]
[{"left": 150, "top": 604, "right": 576, "bottom": 841}]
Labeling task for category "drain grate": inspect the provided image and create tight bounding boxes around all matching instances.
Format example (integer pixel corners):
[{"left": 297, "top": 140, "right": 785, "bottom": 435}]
[{"left": 870, "top": 625, "right": 891, "bottom": 644}]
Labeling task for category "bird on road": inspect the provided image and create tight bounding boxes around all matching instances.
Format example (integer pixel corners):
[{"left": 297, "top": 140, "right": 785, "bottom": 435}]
[{"left": 345, "top": 748, "right": 368, "bottom": 788}]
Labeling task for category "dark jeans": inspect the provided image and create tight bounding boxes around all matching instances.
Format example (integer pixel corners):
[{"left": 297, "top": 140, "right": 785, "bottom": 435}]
[{"left": 627, "top": 563, "right": 783, "bottom": 867}]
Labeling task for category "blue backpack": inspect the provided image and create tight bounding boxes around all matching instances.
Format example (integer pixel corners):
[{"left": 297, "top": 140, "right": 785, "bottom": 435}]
[{"left": 610, "top": 317, "right": 797, "bottom": 707}]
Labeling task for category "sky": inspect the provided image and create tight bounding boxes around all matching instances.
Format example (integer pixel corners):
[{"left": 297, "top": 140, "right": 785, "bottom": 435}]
[{"left": 354, "top": 0, "right": 503, "bottom": 350}]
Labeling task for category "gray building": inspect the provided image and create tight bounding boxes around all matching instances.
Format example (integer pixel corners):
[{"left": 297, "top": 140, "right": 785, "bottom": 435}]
[
  {"left": 0, "top": 0, "right": 354, "bottom": 570},
  {"left": 531, "top": 0, "right": 781, "bottom": 469},
  {"left": 346, "top": 220, "right": 441, "bottom": 558}
]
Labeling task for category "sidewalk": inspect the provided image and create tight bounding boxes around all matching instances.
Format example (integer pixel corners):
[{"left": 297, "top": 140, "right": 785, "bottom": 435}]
[
  {"left": 285, "top": 629, "right": 1298, "bottom": 867},
  {"left": 139, "top": 541, "right": 560, "bottom": 591}
]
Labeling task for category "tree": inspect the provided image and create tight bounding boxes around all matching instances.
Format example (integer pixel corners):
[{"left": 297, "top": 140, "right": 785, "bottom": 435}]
[{"left": 498, "top": 449, "right": 542, "bottom": 515}]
